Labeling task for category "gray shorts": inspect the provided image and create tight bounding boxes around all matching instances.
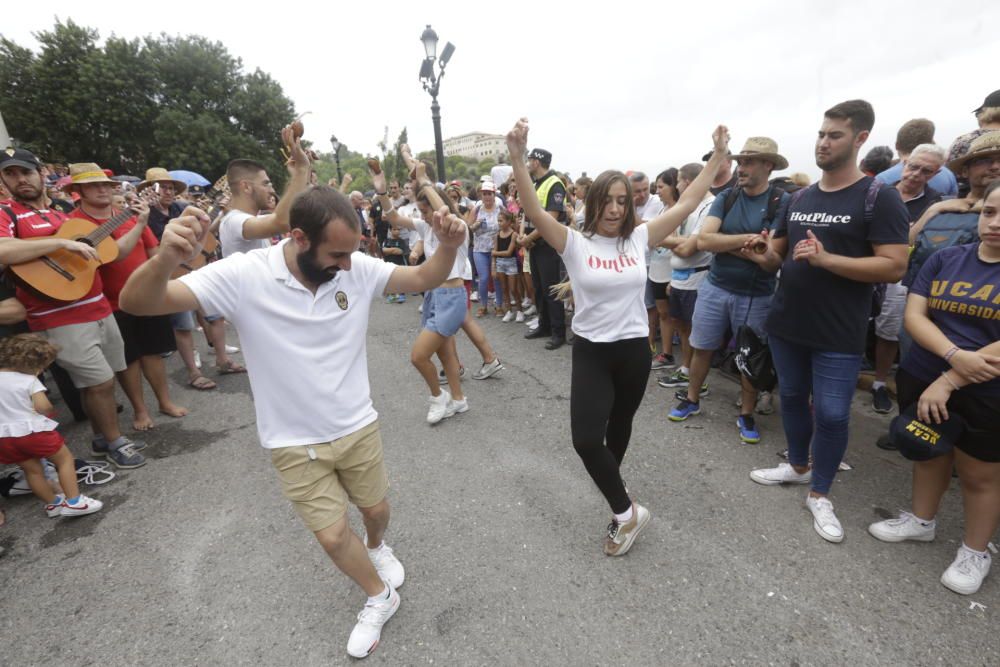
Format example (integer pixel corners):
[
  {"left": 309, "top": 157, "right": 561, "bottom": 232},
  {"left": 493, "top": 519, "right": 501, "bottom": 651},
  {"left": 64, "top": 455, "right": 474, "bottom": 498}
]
[
  {"left": 43, "top": 315, "right": 127, "bottom": 388},
  {"left": 689, "top": 279, "right": 771, "bottom": 351},
  {"left": 495, "top": 257, "right": 519, "bottom": 276},
  {"left": 875, "top": 282, "right": 907, "bottom": 342}
]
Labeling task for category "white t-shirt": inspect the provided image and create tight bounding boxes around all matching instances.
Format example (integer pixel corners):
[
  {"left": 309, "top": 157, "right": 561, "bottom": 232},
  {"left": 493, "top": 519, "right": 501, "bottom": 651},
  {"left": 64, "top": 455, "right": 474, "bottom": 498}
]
[
  {"left": 413, "top": 219, "right": 470, "bottom": 281},
  {"left": 490, "top": 164, "right": 513, "bottom": 189},
  {"left": 0, "top": 372, "right": 58, "bottom": 437},
  {"left": 218, "top": 209, "right": 271, "bottom": 258},
  {"left": 179, "top": 241, "right": 395, "bottom": 449},
  {"left": 670, "top": 194, "right": 716, "bottom": 290},
  {"left": 560, "top": 224, "right": 650, "bottom": 342},
  {"left": 635, "top": 196, "right": 667, "bottom": 272},
  {"left": 398, "top": 203, "right": 422, "bottom": 248}
]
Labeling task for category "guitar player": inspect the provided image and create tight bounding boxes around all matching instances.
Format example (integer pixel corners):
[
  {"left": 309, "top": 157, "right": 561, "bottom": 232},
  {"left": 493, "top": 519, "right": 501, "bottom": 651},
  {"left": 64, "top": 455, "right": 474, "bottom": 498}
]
[{"left": 0, "top": 150, "right": 147, "bottom": 469}]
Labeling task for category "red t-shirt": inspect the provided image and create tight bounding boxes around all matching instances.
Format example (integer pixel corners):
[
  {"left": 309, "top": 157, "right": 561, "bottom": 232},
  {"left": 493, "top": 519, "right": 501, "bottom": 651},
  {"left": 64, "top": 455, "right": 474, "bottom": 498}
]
[
  {"left": 0, "top": 200, "right": 112, "bottom": 331},
  {"left": 74, "top": 208, "right": 159, "bottom": 311}
]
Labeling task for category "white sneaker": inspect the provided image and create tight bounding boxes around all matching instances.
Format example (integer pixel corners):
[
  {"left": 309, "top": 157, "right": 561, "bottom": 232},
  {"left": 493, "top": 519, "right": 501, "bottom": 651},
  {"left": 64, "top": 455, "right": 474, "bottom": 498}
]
[
  {"left": 217, "top": 344, "right": 239, "bottom": 354},
  {"left": 523, "top": 304, "right": 537, "bottom": 317},
  {"left": 806, "top": 495, "right": 844, "bottom": 543},
  {"left": 426, "top": 390, "right": 456, "bottom": 424},
  {"left": 367, "top": 542, "right": 405, "bottom": 589},
  {"left": 194, "top": 350, "right": 202, "bottom": 369},
  {"left": 515, "top": 311, "right": 525, "bottom": 323},
  {"left": 868, "top": 511, "right": 936, "bottom": 543},
  {"left": 749, "top": 462, "right": 811, "bottom": 486},
  {"left": 60, "top": 494, "right": 103, "bottom": 517},
  {"left": 502, "top": 309, "right": 515, "bottom": 323},
  {"left": 756, "top": 390, "right": 775, "bottom": 415},
  {"left": 44, "top": 495, "right": 65, "bottom": 518},
  {"left": 418, "top": 303, "right": 423, "bottom": 314},
  {"left": 525, "top": 317, "right": 539, "bottom": 329},
  {"left": 449, "top": 397, "right": 469, "bottom": 415},
  {"left": 521, "top": 297, "right": 532, "bottom": 308},
  {"left": 346, "top": 585, "right": 400, "bottom": 658},
  {"left": 470, "top": 291, "right": 479, "bottom": 302},
  {"left": 471, "top": 358, "right": 503, "bottom": 380},
  {"left": 941, "top": 544, "right": 992, "bottom": 595}
]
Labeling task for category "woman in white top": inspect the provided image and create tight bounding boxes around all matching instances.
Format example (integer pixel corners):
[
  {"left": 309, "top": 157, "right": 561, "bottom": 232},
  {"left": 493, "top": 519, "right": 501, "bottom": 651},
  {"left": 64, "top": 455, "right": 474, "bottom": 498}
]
[{"left": 507, "top": 118, "right": 730, "bottom": 556}]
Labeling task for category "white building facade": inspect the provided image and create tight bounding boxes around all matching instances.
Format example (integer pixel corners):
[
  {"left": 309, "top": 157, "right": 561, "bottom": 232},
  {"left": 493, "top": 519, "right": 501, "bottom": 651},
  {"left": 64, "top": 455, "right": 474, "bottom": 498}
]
[{"left": 443, "top": 132, "right": 506, "bottom": 160}]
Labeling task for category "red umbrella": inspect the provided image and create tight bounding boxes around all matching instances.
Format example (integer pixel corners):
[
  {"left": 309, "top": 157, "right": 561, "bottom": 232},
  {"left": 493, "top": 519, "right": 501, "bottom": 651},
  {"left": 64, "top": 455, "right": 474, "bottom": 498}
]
[{"left": 55, "top": 175, "right": 72, "bottom": 188}]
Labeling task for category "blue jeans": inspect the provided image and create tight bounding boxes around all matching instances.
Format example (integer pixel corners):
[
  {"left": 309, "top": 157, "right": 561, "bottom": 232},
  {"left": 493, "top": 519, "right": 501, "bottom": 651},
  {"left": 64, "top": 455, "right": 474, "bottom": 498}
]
[
  {"left": 768, "top": 335, "right": 863, "bottom": 495},
  {"left": 472, "top": 251, "right": 501, "bottom": 308}
]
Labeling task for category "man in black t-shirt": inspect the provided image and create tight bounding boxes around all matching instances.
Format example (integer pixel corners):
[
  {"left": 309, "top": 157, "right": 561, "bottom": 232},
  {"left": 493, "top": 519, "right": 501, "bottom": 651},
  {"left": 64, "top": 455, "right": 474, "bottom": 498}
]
[
  {"left": 742, "top": 100, "right": 909, "bottom": 545},
  {"left": 521, "top": 148, "right": 568, "bottom": 350}
]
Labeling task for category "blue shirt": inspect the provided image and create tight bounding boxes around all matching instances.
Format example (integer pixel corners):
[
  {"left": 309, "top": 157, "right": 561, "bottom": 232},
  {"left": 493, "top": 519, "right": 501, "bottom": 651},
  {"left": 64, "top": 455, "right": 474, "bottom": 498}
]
[
  {"left": 705, "top": 187, "right": 789, "bottom": 296},
  {"left": 876, "top": 162, "right": 958, "bottom": 198},
  {"left": 903, "top": 243, "right": 1000, "bottom": 396},
  {"left": 768, "top": 177, "right": 910, "bottom": 354}
]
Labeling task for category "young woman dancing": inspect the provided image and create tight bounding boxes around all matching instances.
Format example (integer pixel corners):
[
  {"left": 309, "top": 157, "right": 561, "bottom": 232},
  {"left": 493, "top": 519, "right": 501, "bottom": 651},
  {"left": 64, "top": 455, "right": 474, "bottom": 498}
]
[{"left": 506, "top": 118, "right": 730, "bottom": 555}]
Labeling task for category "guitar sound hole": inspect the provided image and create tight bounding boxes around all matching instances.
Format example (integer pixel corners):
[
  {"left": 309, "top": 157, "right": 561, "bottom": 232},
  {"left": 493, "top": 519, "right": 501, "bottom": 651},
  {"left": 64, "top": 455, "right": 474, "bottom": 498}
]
[{"left": 76, "top": 237, "right": 96, "bottom": 248}]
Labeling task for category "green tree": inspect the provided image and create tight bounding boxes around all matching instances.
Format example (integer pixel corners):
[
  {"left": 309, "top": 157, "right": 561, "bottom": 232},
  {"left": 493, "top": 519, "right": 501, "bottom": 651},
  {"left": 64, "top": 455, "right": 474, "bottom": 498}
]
[{"left": 0, "top": 20, "right": 296, "bottom": 187}]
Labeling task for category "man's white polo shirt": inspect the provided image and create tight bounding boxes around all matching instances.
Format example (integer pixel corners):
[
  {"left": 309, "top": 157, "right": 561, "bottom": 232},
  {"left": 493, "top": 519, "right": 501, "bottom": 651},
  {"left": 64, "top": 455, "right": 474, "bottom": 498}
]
[{"left": 178, "top": 239, "right": 395, "bottom": 449}]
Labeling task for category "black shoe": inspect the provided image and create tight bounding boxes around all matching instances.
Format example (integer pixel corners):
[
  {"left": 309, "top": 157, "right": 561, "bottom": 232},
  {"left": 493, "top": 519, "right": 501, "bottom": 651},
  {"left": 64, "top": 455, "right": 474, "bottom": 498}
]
[
  {"left": 525, "top": 328, "right": 551, "bottom": 340},
  {"left": 875, "top": 434, "right": 898, "bottom": 451},
  {"left": 871, "top": 386, "right": 893, "bottom": 414},
  {"left": 545, "top": 336, "right": 566, "bottom": 350}
]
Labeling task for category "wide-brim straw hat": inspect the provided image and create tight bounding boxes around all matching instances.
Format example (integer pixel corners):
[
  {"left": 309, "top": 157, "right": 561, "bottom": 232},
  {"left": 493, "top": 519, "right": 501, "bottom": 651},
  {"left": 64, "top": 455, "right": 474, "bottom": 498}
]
[
  {"left": 730, "top": 137, "right": 789, "bottom": 171},
  {"left": 947, "top": 131, "right": 1000, "bottom": 172},
  {"left": 63, "top": 162, "right": 116, "bottom": 192},
  {"left": 137, "top": 167, "right": 188, "bottom": 194}
]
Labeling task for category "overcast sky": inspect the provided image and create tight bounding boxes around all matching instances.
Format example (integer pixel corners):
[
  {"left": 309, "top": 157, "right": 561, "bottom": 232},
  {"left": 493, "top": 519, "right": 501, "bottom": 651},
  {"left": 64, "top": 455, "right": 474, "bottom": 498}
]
[{"left": 4, "top": 1, "right": 999, "bottom": 181}]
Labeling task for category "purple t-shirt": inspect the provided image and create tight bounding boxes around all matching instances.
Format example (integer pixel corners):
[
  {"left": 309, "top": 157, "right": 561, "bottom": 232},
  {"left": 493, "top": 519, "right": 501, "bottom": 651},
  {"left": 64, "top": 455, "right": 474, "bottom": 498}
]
[{"left": 902, "top": 243, "right": 1000, "bottom": 396}]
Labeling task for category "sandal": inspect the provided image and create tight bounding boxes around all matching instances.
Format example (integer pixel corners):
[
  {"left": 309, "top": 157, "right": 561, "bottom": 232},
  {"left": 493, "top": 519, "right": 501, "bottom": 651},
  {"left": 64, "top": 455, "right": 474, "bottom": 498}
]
[
  {"left": 189, "top": 375, "right": 217, "bottom": 390},
  {"left": 216, "top": 360, "right": 247, "bottom": 375},
  {"left": 476, "top": 306, "right": 487, "bottom": 318}
]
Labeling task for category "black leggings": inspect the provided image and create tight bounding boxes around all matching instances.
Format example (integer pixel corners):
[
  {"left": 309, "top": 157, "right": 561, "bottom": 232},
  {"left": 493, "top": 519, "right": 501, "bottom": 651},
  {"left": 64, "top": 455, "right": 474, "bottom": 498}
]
[{"left": 570, "top": 335, "right": 651, "bottom": 514}]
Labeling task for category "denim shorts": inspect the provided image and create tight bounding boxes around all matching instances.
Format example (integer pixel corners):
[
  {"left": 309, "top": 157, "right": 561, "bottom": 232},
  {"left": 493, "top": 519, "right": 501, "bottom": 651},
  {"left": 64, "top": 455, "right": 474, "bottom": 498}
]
[
  {"left": 689, "top": 278, "right": 771, "bottom": 350},
  {"left": 171, "top": 310, "right": 222, "bottom": 331},
  {"left": 421, "top": 286, "right": 468, "bottom": 337},
  {"left": 495, "top": 257, "right": 519, "bottom": 276}
]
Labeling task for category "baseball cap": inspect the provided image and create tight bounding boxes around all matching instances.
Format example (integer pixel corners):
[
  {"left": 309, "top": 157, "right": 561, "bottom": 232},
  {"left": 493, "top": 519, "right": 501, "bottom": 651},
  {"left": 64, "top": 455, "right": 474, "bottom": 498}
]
[
  {"left": 889, "top": 403, "right": 965, "bottom": 462},
  {"left": 973, "top": 89, "right": 1000, "bottom": 114},
  {"left": 527, "top": 148, "right": 552, "bottom": 166},
  {"left": 0, "top": 147, "right": 42, "bottom": 171}
]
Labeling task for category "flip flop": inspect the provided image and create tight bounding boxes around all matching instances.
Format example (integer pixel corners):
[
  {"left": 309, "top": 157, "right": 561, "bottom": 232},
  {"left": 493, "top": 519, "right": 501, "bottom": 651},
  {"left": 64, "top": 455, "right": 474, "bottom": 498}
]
[
  {"left": 216, "top": 360, "right": 247, "bottom": 374},
  {"left": 189, "top": 375, "right": 217, "bottom": 390}
]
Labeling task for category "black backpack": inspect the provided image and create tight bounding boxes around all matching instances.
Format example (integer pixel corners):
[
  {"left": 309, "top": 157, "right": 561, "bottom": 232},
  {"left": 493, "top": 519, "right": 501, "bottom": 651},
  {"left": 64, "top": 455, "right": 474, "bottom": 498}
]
[{"left": 721, "top": 184, "right": 786, "bottom": 228}]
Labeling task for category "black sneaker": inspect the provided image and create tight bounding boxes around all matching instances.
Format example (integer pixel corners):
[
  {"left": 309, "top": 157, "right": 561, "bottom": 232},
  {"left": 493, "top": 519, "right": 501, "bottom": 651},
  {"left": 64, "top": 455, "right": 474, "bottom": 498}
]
[
  {"left": 871, "top": 386, "right": 893, "bottom": 414},
  {"left": 674, "top": 384, "right": 709, "bottom": 401},
  {"left": 438, "top": 366, "right": 466, "bottom": 385}
]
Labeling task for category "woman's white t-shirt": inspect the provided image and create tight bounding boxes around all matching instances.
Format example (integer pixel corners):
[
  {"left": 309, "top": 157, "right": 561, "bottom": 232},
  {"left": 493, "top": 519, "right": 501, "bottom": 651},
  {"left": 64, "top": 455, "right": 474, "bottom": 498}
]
[
  {"left": 0, "top": 371, "right": 58, "bottom": 437},
  {"left": 559, "top": 224, "right": 650, "bottom": 342},
  {"left": 413, "top": 219, "right": 470, "bottom": 281}
]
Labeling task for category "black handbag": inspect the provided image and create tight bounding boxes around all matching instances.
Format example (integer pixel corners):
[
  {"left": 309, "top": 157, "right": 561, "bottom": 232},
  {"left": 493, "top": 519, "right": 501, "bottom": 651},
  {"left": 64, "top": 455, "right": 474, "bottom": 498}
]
[{"left": 733, "top": 291, "right": 777, "bottom": 391}]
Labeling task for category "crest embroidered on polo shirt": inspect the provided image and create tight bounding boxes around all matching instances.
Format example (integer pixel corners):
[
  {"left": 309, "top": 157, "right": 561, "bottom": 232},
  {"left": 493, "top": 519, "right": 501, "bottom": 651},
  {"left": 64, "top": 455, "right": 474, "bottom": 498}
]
[
  {"left": 336, "top": 291, "right": 348, "bottom": 310},
  {"left": 4, "top": 148, "right": 15, "bottom": 157}
]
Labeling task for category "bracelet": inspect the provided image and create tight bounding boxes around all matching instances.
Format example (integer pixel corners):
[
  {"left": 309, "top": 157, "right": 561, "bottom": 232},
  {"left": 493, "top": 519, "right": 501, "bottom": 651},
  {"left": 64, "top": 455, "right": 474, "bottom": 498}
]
[
  {"left": 943, "top": 346, "right": 959, "bottom": 362},
  {"left": 375, "top": 191, "right": 387, "bottom": 196},
  {"left": 941, "top": 371, "right": 960, "bottom": 391}
]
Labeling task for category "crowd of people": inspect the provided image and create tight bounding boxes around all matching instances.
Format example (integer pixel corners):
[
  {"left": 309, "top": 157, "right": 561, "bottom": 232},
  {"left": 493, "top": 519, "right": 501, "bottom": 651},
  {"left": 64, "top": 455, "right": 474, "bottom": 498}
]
[{"left": 1, "top": 88, "right": 998, "bottom": 658}]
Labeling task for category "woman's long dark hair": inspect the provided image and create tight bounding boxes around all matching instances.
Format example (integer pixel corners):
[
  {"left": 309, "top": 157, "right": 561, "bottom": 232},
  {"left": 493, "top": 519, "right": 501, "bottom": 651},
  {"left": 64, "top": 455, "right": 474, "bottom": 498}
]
[{"left": 581, "top": 170, "right": 637, "bottom": 247}]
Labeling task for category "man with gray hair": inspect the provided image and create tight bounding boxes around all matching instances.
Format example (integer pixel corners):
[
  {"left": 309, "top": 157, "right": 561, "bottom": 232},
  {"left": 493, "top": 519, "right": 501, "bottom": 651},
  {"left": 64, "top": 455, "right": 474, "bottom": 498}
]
[
  {"left": 870, "top": 142, "right": 946, "bottom": 413},
  {"left": 876, "top": 118, "right": 958, "bottom": 196}
]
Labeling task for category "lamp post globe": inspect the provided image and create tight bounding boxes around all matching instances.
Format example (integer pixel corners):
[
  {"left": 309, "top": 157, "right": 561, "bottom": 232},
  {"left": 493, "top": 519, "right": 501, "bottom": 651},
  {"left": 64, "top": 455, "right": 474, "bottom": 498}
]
[{"left": 420, "top": 25, "right": 438, "bottom": 60}]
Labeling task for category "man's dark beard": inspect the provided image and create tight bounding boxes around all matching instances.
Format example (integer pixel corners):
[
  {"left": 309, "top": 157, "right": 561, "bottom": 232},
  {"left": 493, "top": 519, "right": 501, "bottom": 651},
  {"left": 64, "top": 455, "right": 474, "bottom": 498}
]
[{"left": 296, "top": 247, "right": 338, "bottom": 285}]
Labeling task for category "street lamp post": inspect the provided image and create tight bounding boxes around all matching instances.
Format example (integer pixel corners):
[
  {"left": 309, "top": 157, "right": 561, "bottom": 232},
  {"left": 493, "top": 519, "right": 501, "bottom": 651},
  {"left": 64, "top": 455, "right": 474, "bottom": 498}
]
[
  {"left": 418, "top": 25, "right": 454, "bottom": 183},
  {"left": 329, "top": 135, "right": 343, "bottom": 181}
]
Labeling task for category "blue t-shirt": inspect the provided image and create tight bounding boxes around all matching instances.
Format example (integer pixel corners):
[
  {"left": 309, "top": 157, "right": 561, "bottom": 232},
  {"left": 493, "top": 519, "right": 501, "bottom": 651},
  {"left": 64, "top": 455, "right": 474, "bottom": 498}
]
[
  {"left": 705, "top": 187, "right": 789, "bottom": 296},
  {"left": 876, "top": 162, "right": 958, "bottom": 198},
  {"left": 767, "top": 177, "right": 910, "bottom": 354},
  {"left": 902, "top": 243, "right": 1000, "bottom": 396}
]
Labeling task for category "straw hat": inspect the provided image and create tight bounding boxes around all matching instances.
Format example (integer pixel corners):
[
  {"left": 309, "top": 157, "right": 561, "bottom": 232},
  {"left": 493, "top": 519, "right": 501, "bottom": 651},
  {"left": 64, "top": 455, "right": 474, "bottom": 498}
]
[
  {"left": 729, "top": 137, "right": 789, "bottom": 171},
  {"left": 947, "top": 131, "right": 1000, "bottom": 172},
  {"left": 137, "top": 167, "right": 188, "bottom": 194},
  {"left": 63, "top": 163, "right": 116, "bottom": 192}
]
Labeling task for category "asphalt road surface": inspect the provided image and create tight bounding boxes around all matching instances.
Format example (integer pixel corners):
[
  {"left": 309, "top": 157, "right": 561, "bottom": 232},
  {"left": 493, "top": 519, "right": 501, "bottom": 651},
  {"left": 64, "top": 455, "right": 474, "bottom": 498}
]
[{"left": 2, "top": 299, "right": 997, "bottom": 666}]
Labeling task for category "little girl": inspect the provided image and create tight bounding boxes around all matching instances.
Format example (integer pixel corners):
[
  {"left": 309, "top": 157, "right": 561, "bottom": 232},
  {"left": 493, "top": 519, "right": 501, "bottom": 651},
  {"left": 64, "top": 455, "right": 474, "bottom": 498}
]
[
  {"left": 0, "top": 335, "right": 102, "bottom": 518},
  {"left": 493, "top": 209, "right": 523, "bottom": 322}
]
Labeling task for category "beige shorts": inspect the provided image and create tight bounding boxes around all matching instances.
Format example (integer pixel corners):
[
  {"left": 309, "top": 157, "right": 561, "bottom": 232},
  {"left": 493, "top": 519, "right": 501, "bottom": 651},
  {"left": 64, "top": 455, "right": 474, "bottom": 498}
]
[
  {"left": 270, "top": 421, "right": 389, "bottom": 532},
  {"left": 43, "top": 315, "right": 127, "bottom": 388}
]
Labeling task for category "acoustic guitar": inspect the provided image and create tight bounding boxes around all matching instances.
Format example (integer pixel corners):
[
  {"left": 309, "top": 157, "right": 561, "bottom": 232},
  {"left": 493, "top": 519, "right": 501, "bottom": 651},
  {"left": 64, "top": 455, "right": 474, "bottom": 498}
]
[
  {"left": 170, "top": 178, "right": 227, "bottom": 279},
  {"left": 8, "top": 209, "right": 135, "bottom": 302}
]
